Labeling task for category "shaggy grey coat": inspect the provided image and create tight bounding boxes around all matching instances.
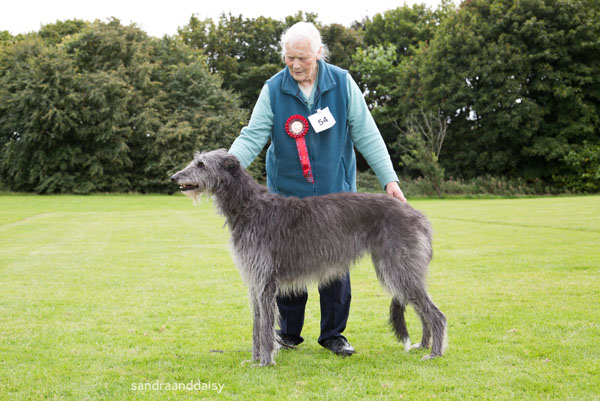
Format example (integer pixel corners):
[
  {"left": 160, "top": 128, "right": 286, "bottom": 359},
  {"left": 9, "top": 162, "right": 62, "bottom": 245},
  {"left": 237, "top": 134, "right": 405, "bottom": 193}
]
[{"left": 171, "top": 149, "right": 447, "bottom": 366}]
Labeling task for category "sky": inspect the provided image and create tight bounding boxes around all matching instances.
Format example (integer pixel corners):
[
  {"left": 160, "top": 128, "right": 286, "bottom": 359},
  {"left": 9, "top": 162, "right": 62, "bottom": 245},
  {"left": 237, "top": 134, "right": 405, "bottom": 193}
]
[{"left": 1, "top": 0, "right": 447, "bottom": 38}]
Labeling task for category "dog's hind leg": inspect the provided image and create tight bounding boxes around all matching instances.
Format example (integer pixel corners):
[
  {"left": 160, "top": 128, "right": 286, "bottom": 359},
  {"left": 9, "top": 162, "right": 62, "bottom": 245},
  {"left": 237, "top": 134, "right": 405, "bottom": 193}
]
[
  {"left": 256, "top": 279, "right": 279, "bottom": 366},
  {"left": 410, "top": 290, "right": 446, "bottom": 360},
  {"left": 409, "top": 301, "right": 432, "bottom": 351}
]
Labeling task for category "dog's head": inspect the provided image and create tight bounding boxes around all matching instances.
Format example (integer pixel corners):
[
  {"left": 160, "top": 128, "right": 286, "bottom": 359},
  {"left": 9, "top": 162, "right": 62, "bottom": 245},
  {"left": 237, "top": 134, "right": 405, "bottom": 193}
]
[{"left": 170, "top": 149, "right": 241, "bottom": 202}]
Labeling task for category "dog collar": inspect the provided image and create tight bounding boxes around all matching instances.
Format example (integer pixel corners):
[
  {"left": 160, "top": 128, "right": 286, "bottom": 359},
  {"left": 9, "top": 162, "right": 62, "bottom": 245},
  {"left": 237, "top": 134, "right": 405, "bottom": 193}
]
[{"left": 285, "top": 115, "right": 314, "bottom": 183}]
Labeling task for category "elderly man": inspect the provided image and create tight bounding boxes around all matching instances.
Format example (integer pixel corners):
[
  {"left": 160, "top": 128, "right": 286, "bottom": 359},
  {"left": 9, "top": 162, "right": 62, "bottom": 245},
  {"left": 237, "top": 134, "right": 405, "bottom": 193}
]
[{"left": 229, "top": 21, "right": 406, "bottom": 356}]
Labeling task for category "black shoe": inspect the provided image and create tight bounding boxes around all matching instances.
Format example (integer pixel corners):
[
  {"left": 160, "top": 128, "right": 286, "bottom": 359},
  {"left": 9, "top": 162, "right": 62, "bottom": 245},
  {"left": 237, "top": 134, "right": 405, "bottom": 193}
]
[
  {"left": 321, "top": 337, "right": 355, "bottom": 356},
  {"left": 276, "top": 332, "right": 302, "bottom": 349}
]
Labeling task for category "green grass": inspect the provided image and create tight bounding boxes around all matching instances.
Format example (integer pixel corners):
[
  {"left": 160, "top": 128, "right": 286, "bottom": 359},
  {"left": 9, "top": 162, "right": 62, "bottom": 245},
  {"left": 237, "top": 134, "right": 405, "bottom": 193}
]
[{"left": 1, "top": 194, "right": 599, "bottom": 400}]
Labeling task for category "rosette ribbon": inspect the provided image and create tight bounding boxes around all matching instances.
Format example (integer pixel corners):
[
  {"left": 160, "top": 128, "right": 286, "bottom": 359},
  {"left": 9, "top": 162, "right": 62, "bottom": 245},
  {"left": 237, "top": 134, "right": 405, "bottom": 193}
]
[{"left": 285, "top": 114, "right": 314, "bottom": 183}]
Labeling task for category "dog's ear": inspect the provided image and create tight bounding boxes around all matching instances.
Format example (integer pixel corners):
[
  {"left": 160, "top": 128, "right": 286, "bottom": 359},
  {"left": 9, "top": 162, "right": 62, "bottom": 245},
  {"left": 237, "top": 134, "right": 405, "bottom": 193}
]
[{"left": 224, "top": 154, "right": 241, "bottom": 177}]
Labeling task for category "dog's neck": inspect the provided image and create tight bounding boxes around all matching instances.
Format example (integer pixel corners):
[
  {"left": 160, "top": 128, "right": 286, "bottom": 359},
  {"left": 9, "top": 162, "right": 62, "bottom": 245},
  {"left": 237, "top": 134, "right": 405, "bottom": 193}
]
[{"left": 212, "top": 170, "right": 267, "bottom": 229}]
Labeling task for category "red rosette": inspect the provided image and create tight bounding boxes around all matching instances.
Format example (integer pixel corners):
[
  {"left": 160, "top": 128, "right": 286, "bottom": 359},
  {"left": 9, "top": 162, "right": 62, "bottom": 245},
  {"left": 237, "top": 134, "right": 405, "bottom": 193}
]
[
  {"left": 284, "top": 114, "right": 314, "bottom": 183},
  {"left": 285, "top": 115, "right": 309, "bottom": 139}
]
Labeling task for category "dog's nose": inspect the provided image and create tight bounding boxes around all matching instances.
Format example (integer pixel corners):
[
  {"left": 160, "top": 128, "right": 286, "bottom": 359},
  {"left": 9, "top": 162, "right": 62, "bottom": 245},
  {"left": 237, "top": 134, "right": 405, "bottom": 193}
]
[{"left": 170, "top": 174, "right": 179, "bottom": 183}]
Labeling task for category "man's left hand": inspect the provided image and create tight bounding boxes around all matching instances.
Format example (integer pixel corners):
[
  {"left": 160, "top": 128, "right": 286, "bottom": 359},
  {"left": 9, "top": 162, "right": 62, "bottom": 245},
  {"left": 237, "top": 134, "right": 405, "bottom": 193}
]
[{"left": 386, "top": 181, "right": 407, "bottom": 203}]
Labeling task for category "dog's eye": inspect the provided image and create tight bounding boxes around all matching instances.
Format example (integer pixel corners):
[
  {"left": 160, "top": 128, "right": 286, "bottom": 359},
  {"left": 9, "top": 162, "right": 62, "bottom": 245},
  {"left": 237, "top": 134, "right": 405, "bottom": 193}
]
[{"left": 197, "top": 161, "right": 205, "bottom": 168}]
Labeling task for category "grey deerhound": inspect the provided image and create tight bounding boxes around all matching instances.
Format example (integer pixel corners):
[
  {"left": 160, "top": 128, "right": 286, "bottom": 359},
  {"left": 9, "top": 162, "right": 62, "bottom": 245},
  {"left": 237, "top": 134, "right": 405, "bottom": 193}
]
[{"left": 171, "top": 149, "right": 447, "bottom": 366}]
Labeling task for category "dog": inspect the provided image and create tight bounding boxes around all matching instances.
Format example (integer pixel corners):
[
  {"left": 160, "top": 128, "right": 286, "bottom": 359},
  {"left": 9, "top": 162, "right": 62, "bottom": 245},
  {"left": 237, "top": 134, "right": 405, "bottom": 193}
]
[{"left": 171, "top": 149, "right": 447, "bottom": 366}]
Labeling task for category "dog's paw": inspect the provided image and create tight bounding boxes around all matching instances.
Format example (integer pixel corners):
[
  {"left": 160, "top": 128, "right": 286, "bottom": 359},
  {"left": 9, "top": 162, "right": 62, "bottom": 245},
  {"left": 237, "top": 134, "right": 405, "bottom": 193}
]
[
  {"left": 242, "top": 359, "right": 275, "bottom": 367},
  {"left": 410, "top": 342, "right": 426, "bottom": 351},
  {"left": 258, "top": 360, "right": 276, "bottom": 367},
  {"left": 421, "top": 354, "right": 441, "bottom": 361}
]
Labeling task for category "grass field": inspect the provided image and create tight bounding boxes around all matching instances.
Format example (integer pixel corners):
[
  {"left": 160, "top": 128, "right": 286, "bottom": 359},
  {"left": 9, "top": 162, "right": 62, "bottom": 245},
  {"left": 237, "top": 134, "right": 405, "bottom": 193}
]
[{"left": 1, "top": 193, "right": 599, "bottom": 400}]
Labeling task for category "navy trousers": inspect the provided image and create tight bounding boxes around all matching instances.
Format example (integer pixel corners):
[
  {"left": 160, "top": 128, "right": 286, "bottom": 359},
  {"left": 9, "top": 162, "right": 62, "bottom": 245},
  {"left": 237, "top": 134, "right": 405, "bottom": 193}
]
[{"left": 277, "top": 272, "right": 351, "bottom": 345}]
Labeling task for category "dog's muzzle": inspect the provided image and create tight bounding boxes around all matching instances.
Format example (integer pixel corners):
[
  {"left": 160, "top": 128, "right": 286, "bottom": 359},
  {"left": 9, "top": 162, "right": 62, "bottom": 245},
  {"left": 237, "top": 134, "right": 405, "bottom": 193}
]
[
  {"left": 178, "top": 184, "right": 200, "bottom": 192},
  {"left": 170, "top": 174, "right": 200, "bottom": 192}
]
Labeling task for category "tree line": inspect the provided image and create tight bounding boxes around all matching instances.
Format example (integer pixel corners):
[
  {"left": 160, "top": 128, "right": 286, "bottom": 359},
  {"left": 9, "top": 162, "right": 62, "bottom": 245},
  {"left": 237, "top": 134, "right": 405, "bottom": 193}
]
[{"left": 1, "top": 0, "right": 598, "bottom": 194}]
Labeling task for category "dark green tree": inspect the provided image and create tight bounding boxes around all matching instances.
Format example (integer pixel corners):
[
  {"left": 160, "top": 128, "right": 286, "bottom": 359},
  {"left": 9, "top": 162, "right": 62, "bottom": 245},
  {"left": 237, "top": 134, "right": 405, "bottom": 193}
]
[
  {"left": 0, "top": 35, "right": 127, "bottom": 193},
  {"left": 415, "top": 0, "right": 600, "bottom": 184},
  {"left": 351, "top": 3, "right": 453, "bottom": 164},
  {"left": 555, "top": 141, "right": 600, "bottom": 192},
  {"left": 38, "top": 19, "right": 89, "bottom": 45},
  {"left": 178, "top": 13, "right": 293, "bottom": 111},
  {"left": 177, "top": 12, "right": 360, "bottom": 112},
  {"left": 143, "top": 37, "right": 247, "bottom": 192},
  {"left": 363, "top": 2, "right": 452, "bottom": 58},
  {"left": 0, "top": 19, "right": 246, "bottom": 193},
  {"left": 320, "top": 23, "right": 363, "bottom": 72},
  {"left": 397, "top": 109, "right": 448, "bottom": 195},
  {"left": 0, "top": 31, "right": 12, "bottom": 48}
]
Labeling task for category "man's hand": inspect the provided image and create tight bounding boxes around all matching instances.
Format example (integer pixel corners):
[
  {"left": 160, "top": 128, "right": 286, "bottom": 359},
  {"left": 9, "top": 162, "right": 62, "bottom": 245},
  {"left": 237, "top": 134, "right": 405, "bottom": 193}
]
[{"left": 385, "top": 181, "right": 407, "bottom": 203}]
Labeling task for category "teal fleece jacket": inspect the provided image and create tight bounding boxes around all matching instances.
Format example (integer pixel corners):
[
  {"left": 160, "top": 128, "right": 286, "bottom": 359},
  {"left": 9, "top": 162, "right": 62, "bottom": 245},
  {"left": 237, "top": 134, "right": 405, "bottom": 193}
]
[{"left": 229, "top": 60, "right": 398, "bottom": 196}]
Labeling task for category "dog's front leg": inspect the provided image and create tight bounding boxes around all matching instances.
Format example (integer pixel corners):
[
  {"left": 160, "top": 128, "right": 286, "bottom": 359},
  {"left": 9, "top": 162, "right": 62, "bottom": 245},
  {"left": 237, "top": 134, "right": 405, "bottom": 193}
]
[
  {"left": 241, "top": 290, "right": 262, "bottom": 366},
  {"left": 251, "top": 291, "right": 261, "bottom": 362},
  {"left": 257, "top": 279, "right": 278, "bottom": 366}
]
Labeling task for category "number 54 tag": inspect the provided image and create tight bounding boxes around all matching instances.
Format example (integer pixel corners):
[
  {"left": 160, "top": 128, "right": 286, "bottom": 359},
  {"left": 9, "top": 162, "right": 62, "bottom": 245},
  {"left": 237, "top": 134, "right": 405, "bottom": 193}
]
[{"left": 308, "top": 107, "right": 336, "bottom": 133}]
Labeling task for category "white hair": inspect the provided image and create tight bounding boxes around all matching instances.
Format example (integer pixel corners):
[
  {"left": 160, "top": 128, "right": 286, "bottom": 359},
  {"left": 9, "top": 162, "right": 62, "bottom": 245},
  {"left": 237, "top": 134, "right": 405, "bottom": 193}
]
[{"left": 279, "top": 22, "right": 329, "bottom": 61}]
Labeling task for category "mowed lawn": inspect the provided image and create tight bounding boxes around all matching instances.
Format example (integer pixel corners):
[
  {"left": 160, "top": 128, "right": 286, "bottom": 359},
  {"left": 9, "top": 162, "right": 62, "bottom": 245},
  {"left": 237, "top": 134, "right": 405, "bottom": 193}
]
[{"left": 0, "top": 193, "right": 598, "bottom": 400}]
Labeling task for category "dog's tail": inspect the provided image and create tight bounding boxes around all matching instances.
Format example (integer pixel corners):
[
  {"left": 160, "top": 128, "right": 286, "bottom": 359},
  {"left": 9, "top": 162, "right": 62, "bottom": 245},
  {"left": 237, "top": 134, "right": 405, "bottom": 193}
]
[{"left": 389, "top": 297, "right": 411, "bottom": 351}]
